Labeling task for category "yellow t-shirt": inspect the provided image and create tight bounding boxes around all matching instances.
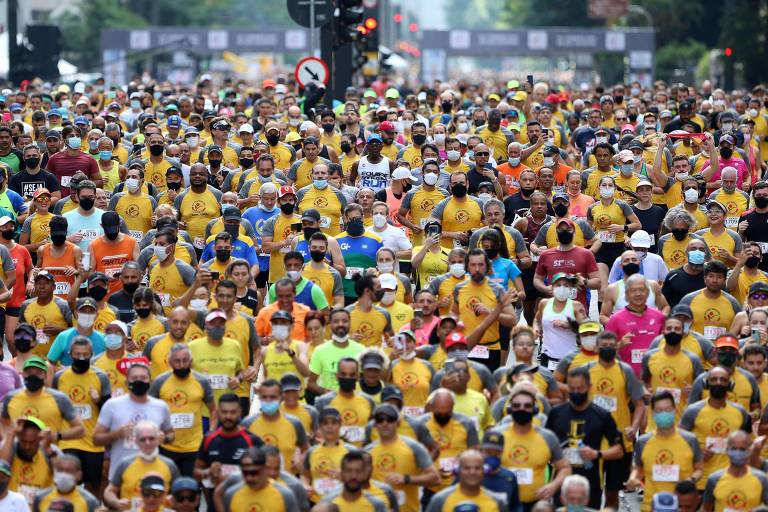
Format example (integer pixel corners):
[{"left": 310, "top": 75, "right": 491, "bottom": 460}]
[
  {"left": 53, "top": 367, "right": 110, "bottom": 453},
  {"left": 348, "top": 303, "right": 392, "bottom": 348},
  {"left": 225, "top": 482, "right": 293, "bottom": 511},
  {"left": 93, "top": 351, "right": 128, "bottom": 397},
  {"left": 298, "top": 186, "right": 345, "bottom": 236},
  {"left": 115, "top": 457, "right": 176, "bottom": 506},
  {"left": 368, "top": 436, "right": 433, "bottom": 512},
  {"left": 732, "top": 269, "right": 768, "bottom": 304},
  {"left": 268, "top": 143, "right": 295, "bottom": 170},
  {"left": 9, "top": 449, "right": 52, "bottom": 502},
  {"left": 643, "top": 349, "right": 701, "bottom": 428},
  {"left": 390, "top": 358, "right": 433, "bottom": 409},
  {"left": 243, "top": 412, "right": 306, "bottom": 467},
  {"left": 302, "top": 263, "right": 338, "bottom": 305},
  {"left": 500, "top": 425, "right": 561, "bottom": 503},
  {"left": 435, "top": 197, "right": 484, "bottom": 249},
  {"left": 27, "top": 212, "right": 53, "bottom": 244},
  {"left": 708, "top": 467, "right": 768, "bottom": 512},
  {"left": 322, "top": 392, "right": 374, "bottom": 446},
  {"left": 402, "top": 187, "right": 448, "bottom": 246},
  {"left": 306, "top": 442, "right": 352, "bottom": 500},
  {"left": 588, "top": 199, "right": 630, "bottom": 243},
  {"left": 148, "top": 260, "right": 195, "bottom": 315},
  {"left": 455, "top": 279, "right": 503, "bottom": 349},
  {"left": 682, "top": 290, "right": 740, "bottom": 342},
  {"left": 111, "top": 193, "right": 155, "bottom": 236},
  {"left": 433, "top": 485, "right": 504, "bottom": 511},
  {"left": 422, "top": 415, "right": 478, "bottom": 490},
  {"left": 381, "top": 301, "right": 413, "bottom": 333},
  {"left": 145, "top": 159, "right": 173, "bottom": 192},
  {"left": 176, "top": 188, "right": 221, "bottom": 244},
  {"left": 696, "top": 228, "right": 741, "bottom": 267},
  {"left": 636, "top": 430, "right": 699, "bottom": 512},
  {"left": 19, "top": 297, "right": 71, "bottom": 358},
  {"left": 150, "top": 371, "right": 213, "bottom": 453},
  {"left": 188, "top": 337, "right": 244, "bottom": 404},
  {"left": 130, "top": 315, "right": 168, "bottom": 351}
]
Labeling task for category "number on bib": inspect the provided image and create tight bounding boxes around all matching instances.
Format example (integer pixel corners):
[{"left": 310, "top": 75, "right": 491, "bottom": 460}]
[
  {"left": 652, "top": 464, "right": 680, "bottom": 482},
  {"left": 598, "top": 231, "right": 616, "bottom": 243},
  {"left": 593, "top": 394, "right": 617, "bottom": 412},
  {"left": 171, "top": 412, "right": 195, "bottom": 429},
  {"left": 511, "top": 467, "right": 533, "bottom": 485},
  {"left": 208, "top": 374, "right": 229, "bottom": 390}
]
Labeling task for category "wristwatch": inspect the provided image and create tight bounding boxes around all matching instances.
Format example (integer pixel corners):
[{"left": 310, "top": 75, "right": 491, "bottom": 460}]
[
  {"left": 287, "top": 349, "right": 296, "bottom": 358},
  {"left": 404, "top": 475, "right": 411, "bottom": 485},
  {"left": 596, "top": 450, "right": 602, "bottom": 460},
  {"left": 623, "top": 225, "right": 629, "bottom": 233}
]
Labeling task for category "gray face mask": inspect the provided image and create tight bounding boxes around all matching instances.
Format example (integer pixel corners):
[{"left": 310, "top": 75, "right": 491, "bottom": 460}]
[
  {"left": 206, "top": 326, "right": 226, "bottom": 340},
  {"left": 449, "top": 349, "right": 469, "bottom": 361}
]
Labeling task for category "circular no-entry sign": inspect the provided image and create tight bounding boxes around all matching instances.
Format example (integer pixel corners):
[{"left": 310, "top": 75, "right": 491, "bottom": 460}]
[{"left": 295, "top": 57, "right": 330, "bottom": 88}]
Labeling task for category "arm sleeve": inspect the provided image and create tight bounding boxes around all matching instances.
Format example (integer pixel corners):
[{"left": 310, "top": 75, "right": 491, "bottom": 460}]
[
  {"left": 406, "top": 437, "right": 434, "bottom": 468},
  {"left": 540, "top": 427, "right": 564, "bottom": 462},
  {"left": 679, "top": 400, "right": 700, "bottom": 430},
  {"left": 532, "top": 222, "right": 551, "bottom": 246}
]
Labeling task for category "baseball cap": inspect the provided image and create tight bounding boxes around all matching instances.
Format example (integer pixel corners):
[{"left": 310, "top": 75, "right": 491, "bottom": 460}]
[
  {"left": 202, "top": 109, "right": 216, "bottom": 119},
  {"left": 106, "top": 320, "right": 129, "bottom": 337},
  {"left": 285, "top": 132, "right": 301, "bottom": 143},
  {"left": 720, "top": 133, "right": 735, "bottom": 145},
  {"left": 512, "top": 91, "right": 527, "bottom": 101},
  {"left": 46, "top": 109, "right": 61, "bottom": 118},
  {"left": 23, "top": 356, "right": 48, "bottom": 372},
  {"left": 270, "top": 309, "right": 293, "bottom": 322},
  {"left": 635, "top": 180, "right": 653, "bottom": 191},
  {"left": 707, "top": 200, "right": 727, "bottom": 214},
  {"left": 141, "top": 474, "right": 166, "bottom": 492},
  {"left": 556, "top": 218, "right": 575, "bottom": 229},
  {"left": 749, "top": 281, "right": 768, "bottom": 295},
  {"left": 301, "top": 209, "right": 321, "bottom": 222},
  {"left": 488, "top": 93, "right": 501, "bottom": 102},
  {"left": 379, "top": 273, "right": 398, "bottom": 291},
  {"left": 445, "top": 331, "right": 467, "bottom": 349},
  {"left": 552, "top": 191, "right": 569, "bottom": 202},
  {"left": 552, "top": 272, "right": 577, "bottom": 284},
  {"left": 280, "top": 373, "right": 302, "bottom": 392},
  {"left": 238, "top": 123, "right": 254, "bottom": 134},
  {"left": 166, "top": 166, "right": 183, "bottom": 177},
  {"left": 360, "top": 351, "right": 386, "bottom": 370},
  {"left": 578, "top": 320, "right": 603, "bottom": 334},
  {"left": 627, "top": 139, "right": 645, "bottom": 151},
  {"left": 373, "top": 403, "right": 399, "bottom": 420},
  {"left": 542, "top": 145, "right": 559, "bottom": 157},
  {"left": 222, "top": 206, "right": 241, "bottom": 221},
  {"left": 23, "top": 416, "right": 46, "bottom": 431},
  {"left": 617, "top": 149, "right": 634, "bottom": 163},
  {"left": 508, "top": 363, "right": 538, "bottom": 378},
  {"left": 670, "top": 304, "right": 693, "bottom": 319},
  {"left": 629, "top": 230, "right": 653, "bottom": 248},
  {"left": 15, "top": 323, "right": 36, "bottom": 338},
  {"left": 262, "top": 79, "right": 276, "bottom": 89},
  {"left": 651, "top": 491, "right": 678, "bottom": 512},
  {"left": 205, "top": 310, "right": 227, "bottom": 323},
  {"left": 392, "top": 167, "right": 415, "bottom": 182},
  {"left": 0, "top": 215, "right": 14, "bottom": 227},
  {"left": 506, "top": 79, "right": 520, "bottom": 89},
  {"left": 384, "top": 88, "right": 400, "bottom": 99},
  {"left": 319, "top": 407, "right": 341, "bottom": 422},
  {"left": 379, "top": 121, "right": 395, "bottom": 132},
  {"left": 0, "top": 460, "right": 10, "bottom": 477},
  {"left": 34, "top": 270, "right": 55, "bottom": 282},
  {"left": 714, "top": 334, "right": 739, "bottom": 350},
  {"left": 212, "top": 121, "right": 230, "bottom": 131},
  {"left": 87, "top": 272, "right": 109, "bottom": 285},
  {"left": 73, "top": 115, "right": 89, "bottom": 125},
  {"left": 9, "top": 103, "right": 22, "bottom": 112},
  {"left": 171, "top": 477, "right": 199, "bottom": 495},
  {"left": 32, "top": 188, "right": 51, "bottom": 199},
  {"left": 184, "top": 126, "right": 199, "bottom": 135},
  {"left": 621, "top": 123, "right": 636, "bottom": 133},
  {"left": 207, "top": 144, "right": 223, "bottom": 155},
  {"left": 45, "top": 130, "right": 61, "bottom": 140},
  {"left": 164, "top": 103, "right": 179, "bottom": 112},
  {"left": 77, "top": 297, "right": 98, "bottom": 310},
  {"left": 278, "top": 185, "right": 296, "bottom": 198},
  {"left": 660, "top": 110, "right": 673, "bottom": 120},
  {"left": 367, "top": 133, "right": 383, "bottom": 143},
  {"left": 381, "top": 384, "right": 403, "bottom": 403},
  {"left": 166, "top": 115, "right": 181, "bottom": 128},
  {"left": 481, "top": 431, "right": 505, "bottom": 450},
  {"left": 364, "top": 89, "right": 377, "bottom": 98}
]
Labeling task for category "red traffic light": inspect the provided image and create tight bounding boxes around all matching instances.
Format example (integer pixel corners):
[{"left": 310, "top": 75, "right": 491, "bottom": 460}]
[
  {"left": 393, "top": 13, "right": 403, "bottom": 23},
  {"left": 409, "top": 22, "right": 418, "bottom": 32},
  {"left": 724, "top": 47, "right": 733, "bottom": 57},
  {"left": 364, "top": 17, "right": 377, "bottom": 30},
  {"left": 357, "top": 25, "right": 368, "bottom": 35}
]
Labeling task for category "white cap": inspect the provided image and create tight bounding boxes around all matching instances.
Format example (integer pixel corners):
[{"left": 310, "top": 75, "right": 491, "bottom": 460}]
[
  {"left": 76, "top": 98, "right": 89, "bottom": 107},
  {"left": 73, "top": 82, "right": 86, "bottom": 94},
  {"left": 238, "top": 123, "right": 254, "bottom": 134},
  {"left": 106, "top": 320, "right": 129, "bottom": 337},
  {"left": 617, "top": 149, "right": 634, "bottom": 163},
  {"left": 299, "top": 120, "right": 314, "bottom": 133},
  {"left": 392, "top": 167, "right": 416, "bottom": 182},
  {"left": 635, "top": 180, "right": 653, "bottom": 190},
  {"left": 0, "top": 216, "right": 14, "bottom": 226},
  {"left": 456, "top": 134, "right": 469, "bottom": 145},
  {"left": 630, "top": 230, "right": 652, "bottom": 248},
  {"left": 275, "top": 84, "right": 288, "bottom": 94},
  {"left": 379, "top": 273, "right": 398, "bottom": 290}
]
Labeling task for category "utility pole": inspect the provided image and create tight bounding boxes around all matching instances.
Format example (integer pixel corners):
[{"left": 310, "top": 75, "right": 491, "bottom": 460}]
[{"left": 7, "top": 0, "right": 20, "bottom": 84}]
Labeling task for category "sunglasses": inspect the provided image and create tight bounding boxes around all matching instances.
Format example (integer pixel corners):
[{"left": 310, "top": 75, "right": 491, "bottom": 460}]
[
  {"left": 751, "top": 293, "right": 768, "bottom": 300},
  {"left": 375, "top": 416, "right": 396, "bottom": 424},
  {"left": 474, "top": 152, "right": 490, "bottom": 157},
  {"left": 142, "top": 490, "right": 164, "bottom": 498},
  {"left": 241, "top": 468, "right": 261, "bottom": 476},
  {"left": 174, "top": 493, "right": 197, "bottom": 503}
]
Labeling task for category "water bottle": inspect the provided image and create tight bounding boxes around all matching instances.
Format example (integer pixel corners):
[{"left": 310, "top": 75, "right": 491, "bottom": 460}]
[{"left": 578, "top": 440, "right": 592, "bottom": 469}]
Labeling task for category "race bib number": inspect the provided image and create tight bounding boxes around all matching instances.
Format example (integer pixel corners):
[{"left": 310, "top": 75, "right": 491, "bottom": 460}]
[
  {"left": 631, "top": 349, "right": 646, "bottom": 364},
  {"left": 129, "top": 230, "right": 144, "bottom": 241},
  {"left": 36, "top": 329, "right": 49, "bottom": 345},
  {"left": 340, "top": 426, "right": 364, "bottom": 443},
  {"left": 193, "top": 237, "right": 206, "bottom": 249},
  {"left": 511, "top": 468, "right": 533, "bottom": 485},
  {"left": 345, "top": 267, "right": 364, "bottom": 279},
  {"left": 656, "top": 387, "right": 682, "bottom": 404},
  {"left": 594, "top": 394, "right": 617, "bottom": 412},
  {"left": 703, "top": 326, "right": 726, "bottom": 340},
  {"left": 74, "top": 405, "right": 92, "bottom": 420},
  {"left": 564, "top": 447, "right": 584, "bottom": 466},
  {"left": 171, "top": 412, "right": 195, "bottom": 429},
  {"left": 531, "top": 252, "right": 540, "bottom": 262},
  {"left": 221, "top": 464, "right": 241, "bottom": 477},
  {"left": 652, "top": 464, "right": 680, "bottom": 482},
  {"left": 313, "top": 478, "right": 342, "bottom": 496},
  {"left": 706, "top": 436, "right": 728, "bottom": 454},
  {"left": 54, "top": 281, "right": 70, "bottom": 295},
  {"left": 725, "top": 216, "right": 739, "bottom": 228},
  {"left": 208, "top": 374, "right": 229, "bottom": 390},
  {"left": 81, "top": 229, "right": 99, "bottom": 240},
  {"left": 438, "top": 457, "right": 459, "bottom": 473},
  {"left": 468, "top": 344, "right": 489, "bottom": 359},
  {"left": 61, "top": 176, "right": 72, "bottom": 187},
  {"left": 158, "top": 293, "right": 171, "bottom": 307},
  {"left": 546, "top": 358, "right": 559, "bottom": 371},
  {"left": 402, "top": 406, "right": 424, "bottom": 418},
  {"left": 598, "top": 231, "right": 616, "bottom": 243},
  {"left": 319, "top": 216, "right": 331, "bottom": 228}
]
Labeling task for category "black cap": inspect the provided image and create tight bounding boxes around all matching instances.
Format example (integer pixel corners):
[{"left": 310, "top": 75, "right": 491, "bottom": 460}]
[
  {"left": 507, "top": 363, "right": 538, "bottom": 380},
  {"left": 271, "top": 310, "right": 293, "bottom": 322},
  {"left": 319, "top": 407, "right": 342, "bottom": 422},
  {"left": 87, "top": 272, "right": 110, "bottom": 286},
  {"left": 373, "top": 403, "right": 399, "bottom": 420},
  {"left": 542, "top": 145, "right": 559, "bottom": 157},
  {"left": 301, "top": 209, "right": 321, "bottom": 222},
  {"left": 380, "top": 385, "right": 403, "bottom": 403},
  {"left": 45, "top": 129, "right": 61, "bottom": 140},
  {"left": 207, "top": 144, "right": 223, "bottom": 155},
  {"left": 202, "top": 109, "right": 216, "bottom": 119},
  {"left": 481, "top": 430, "right": 504, "bottom": 450},
  {"left": 141, "top": 474, "right": 166, "bottom": 492},
  {"left": 77, "top": 297, "right": 99, "bottom": 310},
  {"left": 222, "top": 206, "right": 241, "bottom": 221},
  {"left": 166, "top": 166, "right": 183, "bottom": 177},
  {"left": 361, "top": 351, "right": 385, "bottom": 370},
  {"left": 303, "top": 136, "right": 319, "bottom": 146},
  {"left": 670, "top": 304, "right": 693, "bottom": 319},
  {"left": 627, "top": 139, "right": 644, "bottom": 151},
  {"left": 749, "top": 282, "right": 768, "bottom": 295},
  {"left": 279, "top": 373, "right": 302, "bottom": 392}
]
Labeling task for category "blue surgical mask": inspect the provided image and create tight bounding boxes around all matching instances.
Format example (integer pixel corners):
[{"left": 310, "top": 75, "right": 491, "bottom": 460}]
[
  {"left": 131, "top": 100, "right": 141, "bottom": 109},
  {"left": 315, "top": 179, "right": 328, "bottom": 189},
  {"left": 260, "top": 400, "right": 280, "bottom": 415},
  {"left": 653, "top": 411, "right": 675, "bottom": 429},
  {"left": 632, "top": 154, "right": 643, "bottom": 163},
  {"left": 483, "top": 455, "right": 501, "bottom": 474},
  {"left": 67, "top": 137, "right": 81, "bottom": 150},
  {"left": 509, "top": 157, "right": 521, "bottom": 166},
  {"left": 727, "top": 448, "right": 750, "bottom": 466},
  {"left": 104, "top": 333, "right": 123, "bottom": 350},
  {"left": 88, "top": 140, "right": 98, "bottom": 151},
  {"left": 683, "top": 321, "right": 692, "bottom": 334},
  {"left": 621, "top": 163, "right": 633, "bottom": 175},
  {"left": 688, "top": 249, "right": 705, "bottom": 265},
  {"left": 99, "top": 150, "right": 112, "bottom": 161}
]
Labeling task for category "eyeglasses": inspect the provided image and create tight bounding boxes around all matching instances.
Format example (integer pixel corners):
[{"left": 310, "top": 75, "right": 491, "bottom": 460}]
[
  {"left": 174, "top": 493, "right": 197, "bottom": 503},
  {"left": 751, "top": 293, "right": 768, "bottom": 300},
  {"left": 474, "top": 152, "right": 490, "bottom": 157},
  {"left": 241, "top": 468, "right": 261, "bottom": 476},
  {"left": 375, "top": 416, "right": 396, "bottom": 424},
  {"left": 142, "top": 490, "right": 164, "bottom": 498}
]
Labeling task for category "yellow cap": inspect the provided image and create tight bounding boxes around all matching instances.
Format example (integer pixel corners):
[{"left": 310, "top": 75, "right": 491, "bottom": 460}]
[
  {"left": 578, "top": 320, "right": 602, "bottom": 334},
  {"left": 285, "top": 132, "right": 302, "bottom": 143}
]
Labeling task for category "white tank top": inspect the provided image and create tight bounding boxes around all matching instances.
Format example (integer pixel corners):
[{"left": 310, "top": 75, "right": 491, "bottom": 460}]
[
  {"left": 613, "top": 280, "right": 656, "bottom": 312},
  {"left": 357, "top": 155, "right": 391, "bottom": 192},
  {"left": 541, "top": 298, "right": 578, "bottom": 361}
]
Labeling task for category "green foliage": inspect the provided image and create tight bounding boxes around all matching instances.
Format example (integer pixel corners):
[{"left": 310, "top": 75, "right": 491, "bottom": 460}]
[{"left": 654, "top": 39, "right": 707, "bottom": 83}]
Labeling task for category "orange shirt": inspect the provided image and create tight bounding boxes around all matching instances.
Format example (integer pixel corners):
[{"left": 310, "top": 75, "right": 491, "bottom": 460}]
[
  {"left": 90, "top": 236, "right": 137, "bottom": 295},
  {"left": 567, "top": 193, "right": 595, "bottom": 219},
  {"left": 38, "top": 242, "right": 78, "bottom": 298},
  {"left": 255, "top": 301, "right": 311, "bottom": 341},
  {"left": 536, "top": 162, "right": 572, "bottom": 187},
  {"left": 496, "top": 162, "right": 530, "bottom": 195}
]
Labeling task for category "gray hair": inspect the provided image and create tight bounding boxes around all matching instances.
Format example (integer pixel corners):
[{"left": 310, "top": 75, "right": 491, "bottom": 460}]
[
  {"left": 562, "top": 474, "right": 590, "bottom": 501},
  {"left": 663, "top": 208, "right": 695, "bottom": 231},
  {"left": 507, "top": 141, "right": 523, "bottom": 152},
  {"left": 170, "top": 342, "right": 191, "bottom": 356},
  {"left": 260, "top": 182, "right": 278, "bottom": 196},
  {"left": 625, "top": 273, "right": 648, "bottom": 289},
  {"left": 97, "top": 136, "right": 114, "bottom": 149},
  {"left": 483, "top": 198, "right": 505, "bottom": 216},
  {"left": 721, "top": 166, "right": 738, "bottom": 179}
]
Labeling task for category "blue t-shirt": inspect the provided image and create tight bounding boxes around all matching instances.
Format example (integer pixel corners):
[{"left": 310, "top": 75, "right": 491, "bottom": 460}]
[
  {"left": 200, "top": 237, "right": 259, "bottom": 267},
  {"left": 63, "top": 208, "right": 105, "bottom": 252},
  {"left": 489, "top": 257, "right": 521, "bottom": 291},
  {"left": 46, "top": 327, "right": 106, "bottom": 366},
  {"left": 337, "top": 232, "right": 383, "bottom": 297},
  {"left": 0, "top": 189, "right": 27, "bottom": 217},
  {"left": 242, "top": 206, "right": 279, "bottom": 271}
]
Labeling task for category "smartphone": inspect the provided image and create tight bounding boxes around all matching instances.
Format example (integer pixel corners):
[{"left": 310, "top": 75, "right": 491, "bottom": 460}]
[
  {"left": 210, "top": 271, "right": 220, "bottom": 281},
  {"left": 393, "top": 334, "right": 405, "bottom": 351},
  {"left": 291, "top": 222, "right": 302, "bottom": 233},
  {"left": 526, "top": 75, "right": 534, "bottom": 87},
  {"left": 413, "top": 309, "right": 424, "bottom": 319},
  {"left": 753, "top": 328, "right": 761, "bottom": 343},
  {"left": 445, "top": 359, "right": 455, "bottom": 372},
  {"left": 132, "top": 143, "right": 144, "bottom": 154},
  {"left": 426, "top": 224, "right": 441, "bottom": 238}
]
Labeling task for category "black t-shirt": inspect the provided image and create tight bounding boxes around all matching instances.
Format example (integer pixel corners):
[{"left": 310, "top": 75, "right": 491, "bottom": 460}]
[
  {"left": 545, "top": 402, "right": 622, "bottom": 508},
  {"left": 236, "top": 288, "right": 260, "bottom": 317},
  {"left": 108, "top": 290, "right": 136, "bottom": 323},
  {"left": 9, "top": 168, "right": 61, "bottom": 199},
  {"left": 467, "top": 164, "right": 499, "bottom": 195},
  {"left": 632, "top": 204, "right": 667, "bottom": 253},
  {"left": 662, "top": 266, "right": 705, "bottom": 308},
  {"left": 503, "top": 192, "right": 555, "bottom": 225},
  {"left": 741, "top": 209, "right": 768, "bottom": 271},
  {"left": 198, "top": 427, "right": 264, "bottom": 466}
]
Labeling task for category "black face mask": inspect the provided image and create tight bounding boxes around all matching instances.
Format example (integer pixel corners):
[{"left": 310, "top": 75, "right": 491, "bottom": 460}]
[
  {"left": 167, "top": 181, "right": 182, "bottom": 191},
  {"left": 622, "top": 262, "right": 640, "bottom": 276},
  {"left": 310, "top": 250, "right": 326, "bottom": 263},
  {"left": 280, "top": 203, "right": 295, "bottom": 215},
  {"left": 340, "top": 143, "right": 352, "bottom": 154},
  {"left": 553, "top": 203, "right": 569, "bottom": 218},
  {"left": 520, "top": 186, "right": 535, "bottom": 197},
  {"left": 128, "top": 380, "right": 150, "bottom": 396},
  {"left": 135, "top": 307, "right": 152, "bottom": 319},
  {"left": 173, "top": 367, "right": 191, "bottom": 379},
  {"left": 24, "top": 157, "right": 40, "bottom": 169},
  {"left": 216, "top": 249, "right": 231, "bottom": 262},
  {"left": 338, "top": 377, "right": 357, "bottom": 393},
  {"left": 303, "top": 227, "right": 320, "bottom": 241},
  {"left": 511, "top": 409, "right": 533, "bottom": 425},
  {"left": 569, "top": 391, "right": 589, "bottom": 406},
  {"left": 412, "top": 134, "right": 427, "bottom": 145},
  {"left": 451, "top": 183, "right": 467, "bottom": 198},
  {"left": 149, "top": 145, "right": 165, "bottom": 156},
  {"left": 717, "top": 351, "right": 737, "bottom": 367},
  {"left": 746, "top": 256, "right": 762, "bottom": 268},
  {"left": 557, "top": 230, "right": 574, "bottom": 245},
  {"left": 346, "top": 218, "right": 365, "bottom": 237},
  {"left": 434, "top": 412, "right": 452, "bottom": 426},
  {"left": 239, "top": 158, "right": 253, "bottom": 169},
  {"left": 24, "top": 375, "right": 44, "bottom": 392},
  {"left": 709, "top": 383, "right": 728, "bottom": 399},
  {"left": 720, "top": 147, "right": 733, "bottom": 159},
  {"left": 598, "top": 347, "right": 616, "bottom": 362},
  {"left": 485, "top": 247, "right": 498, "bottom": 259},
  {"left": 665, "top": 331, "right": 683, "bottom": 346},
  {"left": 266, "top": 134, "right": 280, "bottom": 146},
  {"left": 79, "top": 197, "right": 95, "bottom": 211},
  {"left": 122, "top": 282, "right": 139, "bottom": 295},
  {"left": 1, "top": 230, "right": 13, "bottom": 240},
  {"left": 104, "top": 228, "right": 119, "bottom": 241},
  {"left": 72, "top": 357, "right": 90, "bottom": 374},
  {"left": 671, "top": 228, "right": 688, "bottom": 241},
  {"left": 51, "top": 232, "right": 66, "bottom": 246},
  {"left": 756, "top": 196, "right": 768, "bottom": 209},
  {"left": 89, "top": 286, "right": 107, "bottom": 302},
  {"left": 14, "top": 337, "right": 32, "bottom": 353},
  {"left": 377, "top": 114, "right": 387, "bottom": 122},
  {"left": 322, "top": 123, "right": 335, "bottom": 132},
  {"left": 441, "top": 101, "right": 453, "bottom": 113},
  {"left": 209, "top": 159, "right": 222, "bottom": 167}
]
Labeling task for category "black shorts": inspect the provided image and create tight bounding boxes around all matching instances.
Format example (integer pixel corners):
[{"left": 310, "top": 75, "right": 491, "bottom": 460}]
[
  {"left": 160, "top": 447, "right": 197, "bottom": 477},
  {"left": 604, "top": 450, "right": 633, "bottom": 490},
  {"left": 595, "top": 241, "right": 626, "bottom": 267},
  {"left": 4, "top": 306, "right": 19, "bottom": 317},
  {"left": 254, "top": 272, "right": 268, "bottom": 288},
  {"left": 64, "top": 449, "right": 104, "bottom": 487},
  {"left": 521, "top": 267, "right": 537, "bottom": 300}
]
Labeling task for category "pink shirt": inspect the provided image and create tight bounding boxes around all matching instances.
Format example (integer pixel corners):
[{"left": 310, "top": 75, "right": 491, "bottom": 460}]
[
  {"left": 702, "top": 158, "right": 750, "bottom": 187},
  {"left": 404, "top": 315, "right": 440, "bottom": 346},
  {"left": 605, "top": 306, "right": 666, "bottom": 376},
  {"left": 568, "top": 193, "right": 595, "bottom": 219}
]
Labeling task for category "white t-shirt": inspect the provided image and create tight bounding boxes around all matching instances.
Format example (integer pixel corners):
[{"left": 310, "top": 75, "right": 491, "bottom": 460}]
[
  {"left": 0, "top": 490, "right": 30, "bottom": 511},
  {"left": 608, "top": 251, "right": 669, "bottom": 283},
  {"left": 367, "top": 225, "right": 412, "bottom": 253}
]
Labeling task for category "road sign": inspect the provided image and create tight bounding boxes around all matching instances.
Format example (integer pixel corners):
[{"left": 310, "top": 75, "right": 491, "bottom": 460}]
[
  {"left": 587, "top": 0, "right": 628, "bottom": 19},
  {"left": 287, "top": 0, "right": 333, "bottom": 28},
  {"left": 295, "top": 56, "right": 329, "bottom": 87}
]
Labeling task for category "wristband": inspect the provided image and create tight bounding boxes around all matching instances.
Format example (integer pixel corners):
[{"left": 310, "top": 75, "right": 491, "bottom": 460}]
[{"left": 287, "top": 349, "right": 296, "bottom": 358}]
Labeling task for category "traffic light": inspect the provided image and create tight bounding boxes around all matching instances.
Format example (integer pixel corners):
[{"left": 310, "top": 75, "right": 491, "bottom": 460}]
[
  {"left": 724, "top": 47, "right": 733, "bottom": 57},
  {"left": 336, "top": 0, "right": 365, "bottom": 45},
  {"left": 361, "top": 3, "right": 379, "bottom": 52}
]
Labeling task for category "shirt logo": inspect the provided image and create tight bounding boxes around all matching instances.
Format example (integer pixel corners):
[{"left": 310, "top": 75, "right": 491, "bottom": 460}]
[
  {"left": 399, "top": 371, "right": 420, "bottom": 389},
  {"left": 125, "top": 203, "right": 140, "bottom": 218},
  {"left": 595, "top": 213, "right": 612, "bottom": 229},
  {"left": 659, "top": 366, "right": 678, "bottom": 386},
  {"left": 654, "top": 449, "right": 675, "bottom": 465},
  {"left": 454, "top": 209, "right": 469, "bottom": 223},
  {"left": 376, "top": 452, "right": 397, "bottom": 472},
  {"left": 170, "top": 389, "right": 189, "bottom": 407},
  {"left": 669, "top": 249, "right": 687, "bottom": 266},
  {"left": 68, "top": 384, "right": 87, "bottom": 403},
  {"left": 419, "top": 199, "right": 435, "bottom": 211},
  {"left": 710, "top": 418, "right": 730, "bottom": 436},
  {"left": 703, "top": 308, "right": 721, "bottom": 324},
  {"left": 341, "top": 408, "right": 359, "bottom": 426},
  {"left": 726, "top": 490, "right": 749, "bottom": 509},
  {"left": 313, "top": 196, "right": 329, "bottom": 208},
  {"left": 595, "top": 377, "right": 615, "bottom": 395},
  {"left": 191, "top": 200, "right": 207, "bottom": 214},
  {"left": 726, "top": 202, "right": 739, "bottom": 215},
  {"left": 509, "top": 444, "right": 529, "bottom": 463}
]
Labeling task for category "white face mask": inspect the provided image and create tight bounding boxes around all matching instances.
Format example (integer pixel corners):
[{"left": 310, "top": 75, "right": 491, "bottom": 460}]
[
  {"left": 125, "top": 178, "right": 140, "bottom": 192},
  {"left": 478, "top": 193, "right": 493, "bottom": 200},
  {"left": 272, "top": 324, "right": 290, "bottom": 340},
  {"left": 446, "top": 150, "right": 461, "bottom": 162},
  {"left": 401, "top": 350, "right": 416, "bottom": 360},
  {"left": 380, "top": 290, "right": 396, "bottom": 306},
  {"left": 53, "top": 471, "right": 76, "bottom": 493},
  {"left": 553, "top": 285, "right": 571, "bottom": 302},
  {"left": 580, "top": 335, "right": 597, "bottom": 351},
  {"left": 77, "top": 313, "right": 96, "bottom": 329},
  {"left": 684, "top": 188, "right": 699, "bottom": 203},
  {"left": 186, "top": 137, "right": 199, "bottom": 147},
  {"left": 675, "top": 172, "right": 689, "bottom": 181},
  {"left": 596, "top": 136, "right": 608, "bottom": 144},
  {"left": 458, "top": 122, "right": 469, "bottom": 132},
  {"left": 154, "top": 244, "right": 168, "bottom": 261},
  {"left": 377, "top": 262, "right": 394, "bottom": 273},
  {"left": 423, "top": 172, "right": 439, "bottom": 186},
  {"left": 190, "top": 298, "right": 208, "bottom": 310},
  {"left": 434, "top": 134, "right": 446, "bottom": 143},
  {"left": 722, "top": 122, "right": 733, "bottom": 132},
  {"left": 450, "top": 263, "right": 465, "bottom": 278},
  {"left": 287, "top": 270, "right": 302, "bottom": 282},
  {"left": 749, "top": 109, "right": 759, "bottom": 118},
  {"left": 600, "top": 187, "right": 614, "bottom": 199},
  {"left": 543, "top": 157, "right": 555, "bottom": 167},
  {"left": 373, "top": 213, "right": 387, "bottom": 229}
]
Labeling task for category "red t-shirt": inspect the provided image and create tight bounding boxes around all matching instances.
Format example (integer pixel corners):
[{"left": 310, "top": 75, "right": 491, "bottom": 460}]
[
  {"left": 46, "top": 152, "right": 100, "bottom": 196},
  {"left": 7, "top": 243, "right": 32, "bottom": 308},
  {"left": 535, "top": 246, "right": 598, "bottom": 307}
]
